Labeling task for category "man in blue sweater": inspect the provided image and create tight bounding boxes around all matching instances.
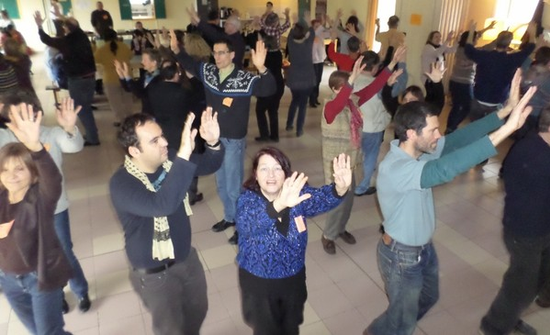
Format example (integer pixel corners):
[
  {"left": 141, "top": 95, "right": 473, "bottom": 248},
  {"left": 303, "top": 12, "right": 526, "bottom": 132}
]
[
  {"left": 479, "top": 106, "right": 550, "bottom": 335},
  {"left": 465, "top": 21, "right": 536, "bottom": 121},
  {"left": 364, "top": 72, "right": 536, "bottom": 335}
]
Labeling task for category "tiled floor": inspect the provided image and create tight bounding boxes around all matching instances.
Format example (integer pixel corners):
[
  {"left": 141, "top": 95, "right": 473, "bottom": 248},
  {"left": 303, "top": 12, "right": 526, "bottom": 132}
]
[{"left": 2, "top": 53, "right": 550, "bottom": 335}]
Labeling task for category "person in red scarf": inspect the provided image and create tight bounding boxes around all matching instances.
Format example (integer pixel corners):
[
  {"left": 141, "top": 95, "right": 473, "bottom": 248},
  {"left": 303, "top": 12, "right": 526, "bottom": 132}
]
[{"left": 319, "top": 46, "right": 405, "bottom": 254}]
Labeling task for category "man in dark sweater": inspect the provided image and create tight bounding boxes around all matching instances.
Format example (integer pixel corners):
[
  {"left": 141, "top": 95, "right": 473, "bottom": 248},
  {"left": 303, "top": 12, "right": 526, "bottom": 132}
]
[
  {"left": 479, "top": 107, "right": 550, "bottom": 335},
  {"left": 90, "top": 1, "right": 113, "bottom": 39},
  {"left": 34, "top": 13, "right": 100, "bottom": 146},
  {"left": 465, "top": 21, "right": 536, "bottom": 121},
  {"left": 174, "top": 34, "right": 275, "bottom": 244},
  {"left": 110, "top": 111, "right": 224, "bottom": 335}
]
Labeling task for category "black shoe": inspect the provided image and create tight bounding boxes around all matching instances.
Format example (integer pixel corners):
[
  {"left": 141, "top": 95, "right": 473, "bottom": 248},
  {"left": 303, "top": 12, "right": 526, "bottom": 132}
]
[
  {"left": 286, "top": 125, "right": 294, "bottom": 131},
  {"left": 296, "top": 130, "right": 304, "bottom": 137},
  {"left": 355, "top": 187, "right": 377, "bottom": 196},
  {"left": 190, "top": 193, "right": 204, "bottom": 206},
  {"left": 309, "top": 103, "right": 317, "bottom": 108},
  {"left": 254, "top": 136, "right": 270, "bottom": 142},
  {"left": 212, "top": 219, "right": 235, "bottom": 232},
  {"left": 314, "top": 100, "right": 321, "bottom": 106},
  {"left": 513, "top": 320, "right": 537, "bottom": 335},
  {"left": 84, "top": 140, "right": 100, "bottom": 147},
  {"left": 78, "top": 294, "right": 91, "bottom": 313},
  {"left": 62, "top": 298, "right": 69, "bottom": 314},
  {"left": 228, "top": 231, "right": 239, "bottom": 245},
  {"left": 270, "top": 137, "right": 279, "bottom": 143},
  {"left": 91, "top": 105, "right": 98, "bottom": 111},
  {"left": 113, "top": 122, "right": 121, "bottom": 127}
]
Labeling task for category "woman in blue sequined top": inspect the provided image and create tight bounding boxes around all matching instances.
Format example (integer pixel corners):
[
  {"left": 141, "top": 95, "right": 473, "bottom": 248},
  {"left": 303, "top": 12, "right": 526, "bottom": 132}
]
[{"left": 236, "top": 146, "right": 351, "bottom": 335}]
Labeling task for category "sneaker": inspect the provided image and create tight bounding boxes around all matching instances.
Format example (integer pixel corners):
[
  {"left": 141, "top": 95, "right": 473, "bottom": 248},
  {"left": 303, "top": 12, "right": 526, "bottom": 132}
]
[
  {"left": 355, "top": 187, "right": 377, "bottom": 196},
  {"left": 212, "top": 220, "right": 235, "bottom": 232},
  {"left": 339, "top": 231, "right": 356, "bottom": 244},
  {"left": 321, "top": 236, "right": 336, "bottom": 254},
  {"left": 228, "top": 231, "right": 239, "bottom": 245},
  {"left": 513, "top": 320, "right": 537, "bottom": 335}
]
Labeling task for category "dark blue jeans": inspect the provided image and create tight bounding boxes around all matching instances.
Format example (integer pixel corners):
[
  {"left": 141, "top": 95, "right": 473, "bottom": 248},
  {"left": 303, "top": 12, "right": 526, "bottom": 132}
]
[
  {"left": 0, "top": 270, "right": 71, "bottom": 335},
  {"left": 446, "top": 80, "right": 473, "bottom": 133},
  {"left": 68, "top": 76, "right": 98, "bottom": 143},
  {"left": 286, "top": 87, "right": 313, "bottom": 135},
  {"left": 480, "top": 230, "right": 550, "bottom": 334},
  {"left": 366, "top": 239, "right": 439, "bottom": 335},
  {"left": 54, "top": 210, "right": 89, "bottom": 299}
]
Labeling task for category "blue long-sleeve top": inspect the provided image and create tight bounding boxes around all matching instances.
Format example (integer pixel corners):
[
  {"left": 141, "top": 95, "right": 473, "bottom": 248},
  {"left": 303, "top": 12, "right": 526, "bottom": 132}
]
[{"left": 236, "top": 184, "right": 343, "bottom": 279}]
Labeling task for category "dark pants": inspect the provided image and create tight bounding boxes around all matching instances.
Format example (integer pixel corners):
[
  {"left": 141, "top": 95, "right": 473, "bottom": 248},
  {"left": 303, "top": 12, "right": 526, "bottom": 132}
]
[
  {"left": 424, "top": 80, "right": 445, "bottom": 112},
  {"left": 240, "top": 267, "right": 307, "bottom": 335},
  {"left": 286, "top": 87, "right": 313, "bottom": 135},
  {"left": 309, "top": 63, "right": 324, "bottom": 105},
  {"left": 54, "top": 210, "right": 89, "bottom": 299},
  {"left": 446, "top": 80, "right": 473, "bottom": 133},
  {"left": 480, "top": 230, "right": 550, "bottom": 334},
  {"left": 469, "top": 98, "right": 500, "bottom": 122},
  {"left": 256, "top": 86, "right": 283, "bottom": 140},
  {"left": 130, "top": 248, "right": 208, "bottom": 335},
  {"left": 68, "top": 76, "right": 99, "bottom": 144}
]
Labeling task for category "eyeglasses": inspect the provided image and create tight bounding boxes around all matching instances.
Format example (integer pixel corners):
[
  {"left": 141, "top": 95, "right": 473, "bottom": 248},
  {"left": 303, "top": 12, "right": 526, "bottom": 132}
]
[{"left": 212, "top": 50, "right": 231, "bottom": 56}]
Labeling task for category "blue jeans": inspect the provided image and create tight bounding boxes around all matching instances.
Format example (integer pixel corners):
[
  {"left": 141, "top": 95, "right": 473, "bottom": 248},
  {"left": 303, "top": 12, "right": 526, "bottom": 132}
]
[
  {"left": 68, "top": 76, "right": 98, "bottom": 143},
  {"left": 286, "top": 87, "right": 313, "bottom": 135},
  {"left": 215, "top": 137, "right": 246, "bottom": 222},
  {"left": 0, "top": 270, "right": 71, "bottom": 335},
  {"left": 446, "top": 80, "right": 473, "bottom": 133},
  {"left": 366, "top": 239, "right": 439, "bottom": 335},
  {"left": 54, "top": 210, "right": 89, "bottom": 298},
  {"left": 355, "top": 131, "right": 384, "bottom": 194}
]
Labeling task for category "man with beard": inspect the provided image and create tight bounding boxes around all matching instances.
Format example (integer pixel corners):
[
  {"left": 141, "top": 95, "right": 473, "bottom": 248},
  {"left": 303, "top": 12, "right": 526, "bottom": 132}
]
[{"left": 364, "top": 71, "right": 536, "bottom": 335}]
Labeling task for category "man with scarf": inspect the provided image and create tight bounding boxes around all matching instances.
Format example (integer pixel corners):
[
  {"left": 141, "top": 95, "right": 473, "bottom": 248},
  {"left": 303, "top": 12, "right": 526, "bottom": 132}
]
[
  {"left": 319, "top": 47, "right": 405, "bottom": 255},
  {"left": 109, "top": 110, "right": 224, "bottom": 335}
]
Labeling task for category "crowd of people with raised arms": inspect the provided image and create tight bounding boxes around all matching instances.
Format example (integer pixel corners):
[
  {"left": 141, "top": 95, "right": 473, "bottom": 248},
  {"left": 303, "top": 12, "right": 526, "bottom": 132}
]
[{"left": 0, "top": 1, "right": 549, "bottom": 334}]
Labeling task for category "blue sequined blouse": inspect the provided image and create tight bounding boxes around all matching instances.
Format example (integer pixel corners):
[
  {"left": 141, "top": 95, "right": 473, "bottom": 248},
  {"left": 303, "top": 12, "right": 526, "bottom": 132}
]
[{"left": 236, "top": 184, "right": 343, "bottom": 279}]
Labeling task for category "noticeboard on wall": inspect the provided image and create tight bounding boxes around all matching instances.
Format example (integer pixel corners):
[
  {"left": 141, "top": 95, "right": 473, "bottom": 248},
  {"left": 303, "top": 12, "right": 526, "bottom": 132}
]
[
  {"left": 0, "top": 0, "right": 20, "bottom": 20},
  {"left": 119, "top": 0, "right": 166, "bottom": 20}
]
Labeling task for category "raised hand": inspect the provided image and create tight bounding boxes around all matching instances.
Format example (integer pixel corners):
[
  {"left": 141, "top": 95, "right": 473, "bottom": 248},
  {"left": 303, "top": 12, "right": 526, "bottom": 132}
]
[
  {"left": 56, "top": 97, "right": 81, "bottom": 134},
  {"left": 425, "top": 61, "right": 446, "bottom": 83},
  {"left": 389, "top": 45, "right": 407, "bottom": 69},
  {"left": 504, "top": 86, "right": 536, "bottom": 132},
  {"left": 375, "top": 18, "right": 380, "bottom": 27},
  {"left": 497, "top": 69, "right": 522, "bottom": 119},
  {"left": 186, "top": 7, "right": 200, "bottom": 25},
  {"left": 332, "top": 153, "right": 351, "bottom": 196},
  {"left": 251, "top": 40, "right": 267, "bottom": 73},
  {"left": 114, "top": 59, "right": 130, "bottom": 79},
  {"left": 387, "top": 68, "right": 404, "bottom": 86},
  {"left": 348, "top": 55, "right": 365, "bottom": 85},
  {"left": 6, "top": 103, "right": 43, "bottom": 152},
  {"left": 199, "top": 107, "right": 220, "bottom": 146},
  {"left": 34, "top": 11, "right": 44, "bottom": 27},
  {"left": 274, "top": 172, "right": 312, "bottom": 210},
  {"left": 177, "top": 113, "right": 198, "bottom": 160},
  {"left": 169, "top": 28, "right": 180, "bottom": 53}
]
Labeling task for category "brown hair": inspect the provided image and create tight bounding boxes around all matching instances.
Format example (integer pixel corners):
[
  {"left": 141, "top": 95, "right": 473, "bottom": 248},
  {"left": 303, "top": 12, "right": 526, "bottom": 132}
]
[
  {"left": 0, "top": 143, "right": 39, "bottom": 190},
  {"left": 184, "top": 33, "right": 211, "bottom": 62},
  {"left": 328, "top": 71, "right": 350, "bottom": 91},
  {"left": 243, "top": 147, "right": 293, "bottom": 192}
]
